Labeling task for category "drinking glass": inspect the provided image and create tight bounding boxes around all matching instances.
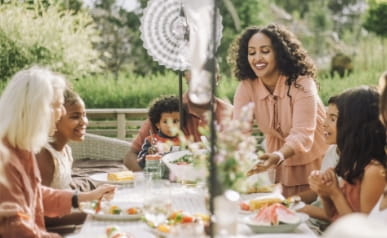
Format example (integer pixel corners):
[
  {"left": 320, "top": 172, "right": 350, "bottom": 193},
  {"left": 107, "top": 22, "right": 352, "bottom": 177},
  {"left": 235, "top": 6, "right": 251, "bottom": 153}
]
[
  {"left": 143, "top": 180, "right": 172, "bottom": 227},
  {"left": 214, "top": 190, "right": 240, "bottom": 236}
]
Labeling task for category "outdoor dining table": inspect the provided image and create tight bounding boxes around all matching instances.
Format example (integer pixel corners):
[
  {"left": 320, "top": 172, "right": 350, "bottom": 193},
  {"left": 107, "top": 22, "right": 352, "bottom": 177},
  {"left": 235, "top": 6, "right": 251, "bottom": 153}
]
[{"left": 66, "top": 176, "right": 318, "bottom": 238}]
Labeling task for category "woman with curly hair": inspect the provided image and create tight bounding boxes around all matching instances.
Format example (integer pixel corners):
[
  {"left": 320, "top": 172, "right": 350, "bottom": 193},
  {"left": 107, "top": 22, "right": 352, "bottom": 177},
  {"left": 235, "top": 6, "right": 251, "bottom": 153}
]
[{"left": 230, "top": 24, "right": 328, "bottom": 197}]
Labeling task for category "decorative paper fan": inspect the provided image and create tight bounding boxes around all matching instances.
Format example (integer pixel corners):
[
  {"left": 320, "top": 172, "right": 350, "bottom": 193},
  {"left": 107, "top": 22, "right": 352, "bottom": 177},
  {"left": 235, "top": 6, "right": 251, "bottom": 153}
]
[{"left": 140, "top": 0, "right": 223, "bottom": 71}]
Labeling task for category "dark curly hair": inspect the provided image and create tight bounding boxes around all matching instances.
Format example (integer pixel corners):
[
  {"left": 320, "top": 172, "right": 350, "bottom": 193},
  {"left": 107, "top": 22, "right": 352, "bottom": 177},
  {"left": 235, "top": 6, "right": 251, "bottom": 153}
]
[
  {"left": 335, "top": 86, "right": 386, "bottom": 184},
  {"left": 228, "top": 24, "right": 317, "bottom": 96},
  {"left": 148, "top": 95, "right": 181, "bottom": 128}
]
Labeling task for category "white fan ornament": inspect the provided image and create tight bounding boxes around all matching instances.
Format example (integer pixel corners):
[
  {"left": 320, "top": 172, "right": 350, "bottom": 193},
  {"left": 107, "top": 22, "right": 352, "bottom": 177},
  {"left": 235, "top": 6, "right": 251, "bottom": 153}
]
[{"left": 141, "top": 0, "right": 223, "bottom": 104}]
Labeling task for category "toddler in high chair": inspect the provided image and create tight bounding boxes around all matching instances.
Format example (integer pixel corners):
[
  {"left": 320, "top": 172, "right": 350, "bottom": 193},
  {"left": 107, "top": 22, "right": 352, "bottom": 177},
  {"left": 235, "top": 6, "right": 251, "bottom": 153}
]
[{"left": 137, "top": 95, "right": 182, "bottom": 169}]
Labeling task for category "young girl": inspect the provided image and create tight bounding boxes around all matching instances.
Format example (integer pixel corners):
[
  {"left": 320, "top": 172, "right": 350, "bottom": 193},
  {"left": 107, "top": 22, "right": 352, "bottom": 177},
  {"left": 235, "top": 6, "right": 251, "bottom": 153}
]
[
  {"left": 36, "top": 89, "right": 89, "bottom": 190},
  {"left": 309, "top": 86, "right": 386, "bottom": 220},
  {"left": 320, "top": 74, "right": 387, "bottom": 238},
  {"left": 137, "top": 95, "right": 181, "bottom": 168},
  {"left": 298, "top": 96, "right": 340, "bottom": 234}
]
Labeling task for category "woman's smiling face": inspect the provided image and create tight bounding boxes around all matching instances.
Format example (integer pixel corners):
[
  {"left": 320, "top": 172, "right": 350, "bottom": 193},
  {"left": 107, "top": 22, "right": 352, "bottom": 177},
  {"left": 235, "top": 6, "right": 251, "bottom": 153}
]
[{"left": 247, "top": 32, "right": 279, "bottom": 87}]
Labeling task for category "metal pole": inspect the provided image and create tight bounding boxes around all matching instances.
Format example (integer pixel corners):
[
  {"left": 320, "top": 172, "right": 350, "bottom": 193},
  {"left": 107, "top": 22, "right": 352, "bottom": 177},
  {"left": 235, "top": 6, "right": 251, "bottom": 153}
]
[
  {"left": 178, "top": 71, "right": 184, "bottom": 130},
  {"left": 208, "top": 0, "right": 220, "bottom": 237}
]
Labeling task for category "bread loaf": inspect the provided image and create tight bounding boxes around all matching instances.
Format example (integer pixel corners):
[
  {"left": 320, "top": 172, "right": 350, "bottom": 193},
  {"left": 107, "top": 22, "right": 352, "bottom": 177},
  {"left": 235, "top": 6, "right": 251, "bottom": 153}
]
[{"left": 107, "top": 171, "right": 134, "bottom": 181}]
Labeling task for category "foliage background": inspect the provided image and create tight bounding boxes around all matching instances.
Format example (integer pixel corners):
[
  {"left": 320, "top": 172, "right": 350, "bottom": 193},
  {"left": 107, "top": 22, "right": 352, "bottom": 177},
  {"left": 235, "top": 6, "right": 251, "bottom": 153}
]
[
  {"left": 0, "top": 0, "right": 386, "bottom": 108},
  {"left": 0, "top": 2, "right": 102, "bottom": 81}
]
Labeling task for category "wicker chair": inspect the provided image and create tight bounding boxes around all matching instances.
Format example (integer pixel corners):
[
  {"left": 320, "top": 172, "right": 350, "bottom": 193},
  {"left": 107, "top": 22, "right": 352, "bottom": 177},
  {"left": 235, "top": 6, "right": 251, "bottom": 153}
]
[{"left": 69, "top": 133, "right": 131, "bottom": 161}]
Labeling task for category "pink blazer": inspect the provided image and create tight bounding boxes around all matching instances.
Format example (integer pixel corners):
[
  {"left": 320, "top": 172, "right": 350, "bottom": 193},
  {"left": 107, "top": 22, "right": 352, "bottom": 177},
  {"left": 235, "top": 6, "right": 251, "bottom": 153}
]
[
  {"left": 233, "top": 75, "right": 328, "bottom": 186},
  {"left": 0, "top": 143, "right": 73, "bottom": 238}
]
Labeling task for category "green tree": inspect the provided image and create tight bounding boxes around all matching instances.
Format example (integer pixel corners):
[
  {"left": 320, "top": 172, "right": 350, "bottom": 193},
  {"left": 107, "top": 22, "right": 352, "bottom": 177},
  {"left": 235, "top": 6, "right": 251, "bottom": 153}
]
[
  {"left": 328, "top": 0, "right": 366, "bottom": 35},
  {"left": 363, "top": 0, "right": 387, "bottom": 68},
  {"left": 303, "top": 1, "right": 333, "bottom": 56},
  {"left": 274, "top": 0, "right": 310, "bottom": 18},
  {"left": 0, "top": 2, "right": 102, "bottom": 81},
  {"left": 90, "top": 0, "right": 165, "bottom": 77},
  {"left": 218, "top": 0, "right": 268, "bottom": 74},
  {"left": 363, "top": 1, "right": 387, "bottom": 37}
]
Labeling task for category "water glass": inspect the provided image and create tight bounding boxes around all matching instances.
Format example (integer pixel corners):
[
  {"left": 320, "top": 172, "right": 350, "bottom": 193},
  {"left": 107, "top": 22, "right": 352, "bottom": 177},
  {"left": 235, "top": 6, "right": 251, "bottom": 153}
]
[
  {"left": 143, "top": 180, "right": 172, "bottom": 227},
  {"left": 169, "top": 222, "right": 206, "bottom": 238},
  {"left": 214, "top": 190, "right": 240, "bottom": 236}
]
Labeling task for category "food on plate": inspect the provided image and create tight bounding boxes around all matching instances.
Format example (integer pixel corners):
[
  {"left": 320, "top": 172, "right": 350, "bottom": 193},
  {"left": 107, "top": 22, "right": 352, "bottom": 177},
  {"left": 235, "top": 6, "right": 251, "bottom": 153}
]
[
  {"left": 167, "top": 210, "right": 196, "bottom": 224},
  {"left": 157, "top": 224, "right": 171, "bottom": 233},
  {"left": 171, "top": 154, "right": 193, "bottom": 165},
  {"left": 104, "top": 205, "right": 141, "bottom": 215},
  {"left": 193, "top": 213, "right": 210, "bottom": 223},
  {"left": 107, "top": 171, "right": 134, "bottom": 182},
  {"left": 240, "top": 201, "right": 251, "bottom": 211},
  {"left": 127, "top": 207, "right": 139, "bottom": 215},
  {"left": 248, "top": 197, "right": 283, "bottom": 210},
  {"left": 86, "top": 201, "right": 141, "bottom": 216},
  {"left": 240, "top": 194, "right": 303, "bottom": 212},
  {"left": 106, "top": 226, "right": 132, "bottom": 238},
  {"left": 145, "top": 210, "right": 209, "bottom": 234},
  {"left": 246, "top": 184, "right": 275, "bottom": 194},
  {"left": 109, "top": 205, "right": 122, "bottom": 215},
  {"left": 251, "top": 203, "right": 300, "bottom": 226}
]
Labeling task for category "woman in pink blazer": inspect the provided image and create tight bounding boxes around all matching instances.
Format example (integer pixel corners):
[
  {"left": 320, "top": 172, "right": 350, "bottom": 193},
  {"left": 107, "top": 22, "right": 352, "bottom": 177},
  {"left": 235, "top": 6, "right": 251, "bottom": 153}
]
[{"left": 230, "top": 24, "right": 328, "bottom": 197}]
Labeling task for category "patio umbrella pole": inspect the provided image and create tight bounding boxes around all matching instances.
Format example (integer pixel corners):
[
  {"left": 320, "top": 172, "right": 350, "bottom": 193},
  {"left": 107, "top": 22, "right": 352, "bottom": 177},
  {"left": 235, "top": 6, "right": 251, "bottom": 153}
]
[
  {"left": 178, "top": 70, "right": 183, "bottom": 130},
  {"left": 209, "top": 0, "right": 219, "bottom": 237}
]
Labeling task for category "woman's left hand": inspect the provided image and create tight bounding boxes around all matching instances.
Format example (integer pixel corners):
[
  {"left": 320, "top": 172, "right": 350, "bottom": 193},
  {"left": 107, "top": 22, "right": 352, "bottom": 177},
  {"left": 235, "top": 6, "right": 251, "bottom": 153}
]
[{"left": 247, "top": 152, "right": 280, "bottom": 176}]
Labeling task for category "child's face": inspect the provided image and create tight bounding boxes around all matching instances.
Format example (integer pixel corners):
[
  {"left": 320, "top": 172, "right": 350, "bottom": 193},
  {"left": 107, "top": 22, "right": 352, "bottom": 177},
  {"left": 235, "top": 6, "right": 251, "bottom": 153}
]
[
  {"left": 56, "top": 100, "right": 88, "bottom": 142},
  {"left": 156, "top": 112, "right": 180, "bottom": 137},
  {"left": 323, "top": 104, "right": 338, "bottom": 145}
]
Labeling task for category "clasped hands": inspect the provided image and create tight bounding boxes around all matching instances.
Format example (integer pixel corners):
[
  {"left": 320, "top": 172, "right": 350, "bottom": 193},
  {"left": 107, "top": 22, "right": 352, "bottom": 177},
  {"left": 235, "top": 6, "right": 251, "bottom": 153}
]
[
  {"left": 247, "top": 152, "right": 281, "bottom": 176},
  {"left": 308, "top": 168, "right": 340, "bottom": 197}
]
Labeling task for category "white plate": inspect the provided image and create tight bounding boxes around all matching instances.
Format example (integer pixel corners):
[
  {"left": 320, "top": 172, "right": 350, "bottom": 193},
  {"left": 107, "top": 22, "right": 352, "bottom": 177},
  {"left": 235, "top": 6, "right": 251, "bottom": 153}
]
[
  {"left": 80, "top": 201, "right": 142, "bottom": 221},
  {"left": 243, "top": 213, "right": 309, "bottom": 233},
  {"left": 89, "top": 172, "right": 135, "bottom": 185}
]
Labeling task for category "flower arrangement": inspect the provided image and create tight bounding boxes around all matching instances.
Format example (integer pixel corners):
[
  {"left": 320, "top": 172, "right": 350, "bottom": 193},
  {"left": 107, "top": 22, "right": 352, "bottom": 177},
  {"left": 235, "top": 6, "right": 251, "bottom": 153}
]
[
  {"left": 160, "top": 103, "right": 271, "bottom": 192},
  {"left": 214, "top": 103, "right": 261, "bottom": 192},
  {"left": 184, "top": 103, "right": 269, "bottom": 192}
]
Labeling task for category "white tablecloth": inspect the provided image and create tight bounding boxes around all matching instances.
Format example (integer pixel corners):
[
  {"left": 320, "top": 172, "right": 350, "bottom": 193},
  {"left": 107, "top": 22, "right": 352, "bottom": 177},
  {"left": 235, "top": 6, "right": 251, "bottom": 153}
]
[{"left": 67, "top": 183, "right": 318, "bottom": 238}]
